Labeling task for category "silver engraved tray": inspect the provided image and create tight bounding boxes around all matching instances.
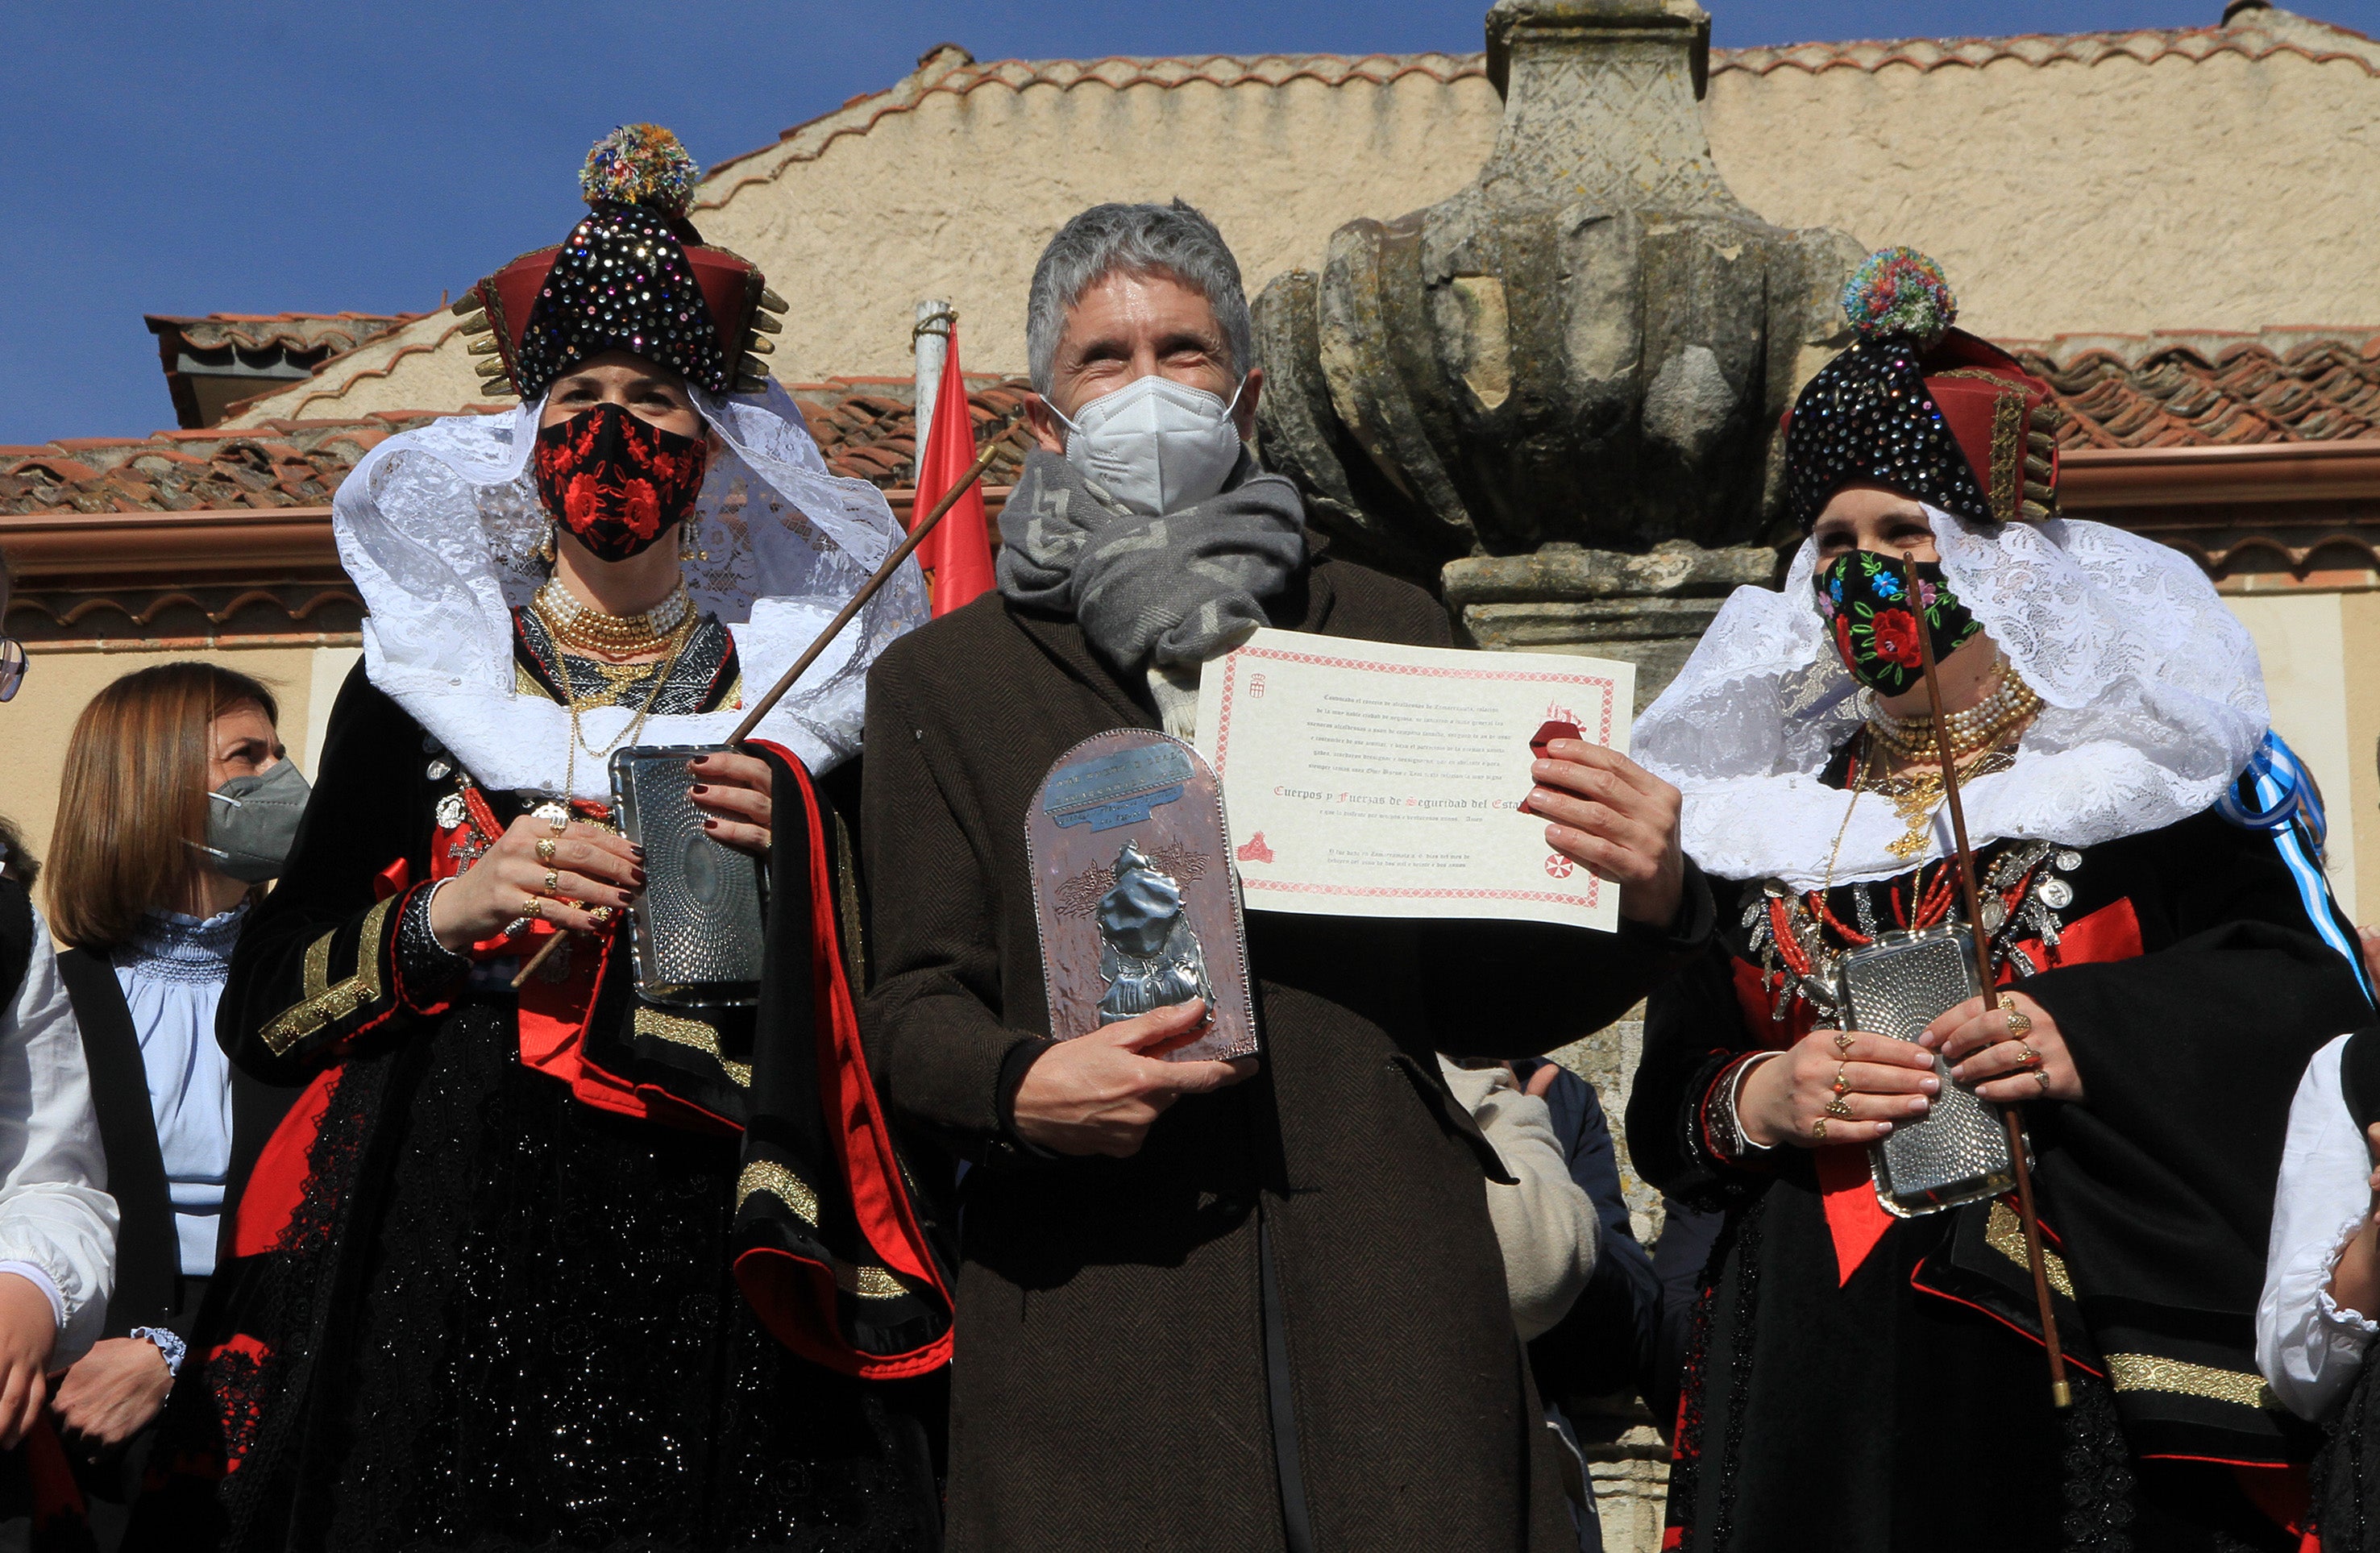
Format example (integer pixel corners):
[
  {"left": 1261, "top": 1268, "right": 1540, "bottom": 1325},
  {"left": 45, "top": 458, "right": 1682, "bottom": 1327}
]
[
  {"left": 1837, "top": 926, "right": 2019, "bottom": 1217},
  {"left": 609, "top": 744, "right": 765, "bottom": 1007}
]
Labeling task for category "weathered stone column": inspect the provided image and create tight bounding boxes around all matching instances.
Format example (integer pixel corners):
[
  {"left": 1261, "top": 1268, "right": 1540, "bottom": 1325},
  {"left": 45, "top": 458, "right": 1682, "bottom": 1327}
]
[{"left": 1251, "top": 5, "right": 1867, "bottom": 1544}]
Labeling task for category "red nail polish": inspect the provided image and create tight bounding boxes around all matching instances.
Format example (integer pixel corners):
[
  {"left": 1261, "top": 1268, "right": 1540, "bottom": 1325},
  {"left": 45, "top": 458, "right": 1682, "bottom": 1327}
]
[
  {"left": 691, "top": 784, "right": 708, "bottom": 795},
  {"left": 702, "top": 817, "right": 718, "bottom": 828}
]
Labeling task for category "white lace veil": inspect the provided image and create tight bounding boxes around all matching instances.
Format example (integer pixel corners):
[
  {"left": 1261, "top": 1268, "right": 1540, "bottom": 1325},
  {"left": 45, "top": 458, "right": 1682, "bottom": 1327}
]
[
  {"left": 334, "top": 380, "right": 926, "bottom": 799},
  {"left": 1633, "top": 509, "right": 2266, "bottom": 890}
]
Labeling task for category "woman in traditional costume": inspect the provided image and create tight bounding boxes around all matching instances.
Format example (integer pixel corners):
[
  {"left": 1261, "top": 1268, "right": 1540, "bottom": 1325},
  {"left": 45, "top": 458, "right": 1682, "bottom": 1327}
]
[
  {"left": 1628, "top": 250, "right": 2373, "bottom": 1551},
  {"left": 130, "top": 127, "right": 949, "bottom": 1552}
]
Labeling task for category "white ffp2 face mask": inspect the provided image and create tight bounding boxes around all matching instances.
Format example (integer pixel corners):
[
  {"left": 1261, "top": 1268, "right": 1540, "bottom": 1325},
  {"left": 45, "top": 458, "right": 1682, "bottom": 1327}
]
[{"left": 1053, "top": 373, "right": 1248, "bottom": 518}]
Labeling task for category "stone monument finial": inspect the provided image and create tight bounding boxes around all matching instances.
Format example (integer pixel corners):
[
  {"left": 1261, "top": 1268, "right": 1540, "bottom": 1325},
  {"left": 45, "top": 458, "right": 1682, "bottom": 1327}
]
[{"left": 1255, "top": 0, "right": 1865, "bottom": 671}]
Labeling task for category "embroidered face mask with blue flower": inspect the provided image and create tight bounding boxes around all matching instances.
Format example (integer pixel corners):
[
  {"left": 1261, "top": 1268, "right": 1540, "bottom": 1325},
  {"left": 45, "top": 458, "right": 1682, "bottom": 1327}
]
[{"left": 1813, "top": 550, "right": 1983, "bottom": 695}]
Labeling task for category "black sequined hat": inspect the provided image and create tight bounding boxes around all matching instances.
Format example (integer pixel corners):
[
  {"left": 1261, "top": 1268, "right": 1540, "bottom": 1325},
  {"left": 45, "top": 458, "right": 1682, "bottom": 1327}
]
[
  {"left": 1783, "top": 248, "right": 2061, "bottom": 532},
  {"left": 451, "top": 125, "right": 788, "bottom": 402}
]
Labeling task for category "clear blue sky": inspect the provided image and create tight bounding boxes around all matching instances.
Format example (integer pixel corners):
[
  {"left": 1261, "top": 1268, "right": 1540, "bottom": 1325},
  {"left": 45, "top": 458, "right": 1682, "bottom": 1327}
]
[{"left": 2, "top": 0, "right": 2370, "bottom": 447}]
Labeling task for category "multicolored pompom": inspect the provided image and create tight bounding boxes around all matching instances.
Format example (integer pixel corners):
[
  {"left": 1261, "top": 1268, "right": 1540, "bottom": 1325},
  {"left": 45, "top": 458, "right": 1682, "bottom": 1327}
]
[
  {"left": 1840, "top": 247, "right": 1958, "bottom": 347},
  {"left": 579, "top": 123, "right": 700, "bottom": 218}
]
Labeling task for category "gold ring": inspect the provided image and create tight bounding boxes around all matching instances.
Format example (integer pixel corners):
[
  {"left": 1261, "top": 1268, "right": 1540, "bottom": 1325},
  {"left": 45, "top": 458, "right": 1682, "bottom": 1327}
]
[
  {"left": 535, "top": 837, "right": 558, "bottom": 864},
  {"left": 1998, "top": 993, "right": 2033, "bottom": 1040},
  {"left": 521, "top": 895, "right": 545, "bottom": 921},
  {"left": 1831, "top": 1065, "right": 1850, "bottom": 1097},
  {"left": 542, "top": 870, "right": 561, "bottom": 894},
  {"left": 2015, "top": 1043, "right": 2041, "bottom": 1070},
  {"left": 588, "top": 904, "right": 615, "bottom": 926},
  {"left": 1825, "top": 1097, "right": 1852, "bottom": 1118},
  {"left": 1832, "top": 1031, "right": 1853, "bottom": 1056},
  {"left": 1812, "top": 1118, "right": 1828, "bottom": 1140},
  {"left": 546, "top": 809, "right": 569, "bottom": 836}
]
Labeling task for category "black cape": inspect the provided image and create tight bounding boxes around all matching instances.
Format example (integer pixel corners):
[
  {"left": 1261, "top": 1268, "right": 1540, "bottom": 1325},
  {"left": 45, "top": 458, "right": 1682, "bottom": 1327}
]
[
  {"left": 1631, "top": 783, "right": 2370, "bottom": 1552},
  {"left": 127, "top": 666, "right": 950, "bottom": 1553}
]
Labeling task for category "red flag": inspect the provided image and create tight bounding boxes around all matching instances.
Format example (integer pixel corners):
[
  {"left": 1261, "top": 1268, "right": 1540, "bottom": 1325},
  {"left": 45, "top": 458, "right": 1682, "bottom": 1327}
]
[{"left": 912, "top": 322, "right": 995, "bottom": 616}]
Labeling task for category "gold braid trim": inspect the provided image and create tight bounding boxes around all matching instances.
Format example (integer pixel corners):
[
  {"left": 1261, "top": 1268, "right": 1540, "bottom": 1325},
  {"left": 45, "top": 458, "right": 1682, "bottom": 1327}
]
[
  {"left": 260, "top": 896, "right": 397, "bottom": 1057},
  {"left": 1988, "top": 389, "right": 2025, "bottom": 524},
  {"left": 837, "top": 1264, "right": 908, "bottom": 1300},
  {"left": 635, "top": 1004, "right": 752, "bottom": 1087},
  {"left": 737, "top": 1159, "right": 819, "bottom": 1224},
  {"left": 1985, "top": 1199, "right": 2075, "bottom": 1300},
  {"left": 733, "top": 1161, "right": 908, "bottom": 1301},
  {"left": 2106, "top": 1354, "right": 2276, "bottom": 1411}
]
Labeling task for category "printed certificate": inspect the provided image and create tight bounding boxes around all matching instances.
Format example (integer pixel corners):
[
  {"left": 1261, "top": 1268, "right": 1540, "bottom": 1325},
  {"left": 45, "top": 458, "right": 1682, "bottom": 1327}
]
[{"left": 1194, "top": 628, "right": 1634, "bottom": 932}]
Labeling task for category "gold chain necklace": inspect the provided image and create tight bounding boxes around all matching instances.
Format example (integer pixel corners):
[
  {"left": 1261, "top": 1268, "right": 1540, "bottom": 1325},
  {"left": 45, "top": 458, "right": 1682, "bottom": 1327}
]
[
  {"left": 556, "top": 609, "right": 698, "bottom": 811},
  {"left": 533, "top": 576, "right": 692, "bottom": 658},
  {"left": 1863, "top": 743, "right": 2019, "bottom": 861}
]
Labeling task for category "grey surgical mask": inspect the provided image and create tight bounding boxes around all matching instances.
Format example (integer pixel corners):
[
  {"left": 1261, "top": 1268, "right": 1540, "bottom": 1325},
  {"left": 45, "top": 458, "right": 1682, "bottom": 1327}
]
[
  {"left": 195, "top": 758, "right": 312, "bottom": 883},
  {"left": 1053, "top": 373, "right": 1248, "bottom": 518}
]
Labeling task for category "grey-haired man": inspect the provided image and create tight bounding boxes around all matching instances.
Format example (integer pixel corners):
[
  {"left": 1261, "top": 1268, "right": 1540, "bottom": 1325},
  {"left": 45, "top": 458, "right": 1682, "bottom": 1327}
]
[{"left": 861, "top": 200, "right": 1708, "bottom": 1551}]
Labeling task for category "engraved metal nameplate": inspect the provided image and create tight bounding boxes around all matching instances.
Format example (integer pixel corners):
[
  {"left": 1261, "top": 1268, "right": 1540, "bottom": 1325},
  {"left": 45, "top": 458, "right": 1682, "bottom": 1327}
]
[{"left": 1028, "top": 730, "right": 1256, "bottom": 1061}]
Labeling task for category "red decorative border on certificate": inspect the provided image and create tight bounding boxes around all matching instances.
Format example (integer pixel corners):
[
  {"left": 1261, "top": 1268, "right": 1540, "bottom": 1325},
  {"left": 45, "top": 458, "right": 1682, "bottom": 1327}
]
[
  {"left": 1207, "top": 642, "right": 1619, "bottom": 913},
  {"left": 1242, "top": 877, "right": 1604, "bottom": 907}
]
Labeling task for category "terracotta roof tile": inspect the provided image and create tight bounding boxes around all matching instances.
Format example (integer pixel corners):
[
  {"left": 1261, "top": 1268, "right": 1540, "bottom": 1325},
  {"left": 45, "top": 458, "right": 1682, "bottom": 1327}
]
[
  {"left": 700, "top": 47, "right": 1489, "bottom": 206},
  {"left": 2013, "top": 330, "right": 2380, "bottom": 449},
  {"left": 143, "top": 312, "right": 420, "bottom": 359},
  {"left": 1713, "top": 10, "right": 2379, "bottom": 79},
  {"left": 697, "top": 12, "right": 2373, "bottom": 210}
]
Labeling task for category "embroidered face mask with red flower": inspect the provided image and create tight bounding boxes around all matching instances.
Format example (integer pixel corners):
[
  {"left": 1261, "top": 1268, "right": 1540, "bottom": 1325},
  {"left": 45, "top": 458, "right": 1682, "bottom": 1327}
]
[
  {"left": 530, "top": 401, "right": 709, "bottom": 562},
  {"left": 1813, "top": 549, "right": 1982, "bottom": 695}
]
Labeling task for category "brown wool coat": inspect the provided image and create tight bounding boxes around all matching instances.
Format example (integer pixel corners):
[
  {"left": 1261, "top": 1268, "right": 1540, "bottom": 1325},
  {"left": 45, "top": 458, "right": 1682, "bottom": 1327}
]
[{"left": 862, "top": 555, "right": 1697, "bottom": 1552}]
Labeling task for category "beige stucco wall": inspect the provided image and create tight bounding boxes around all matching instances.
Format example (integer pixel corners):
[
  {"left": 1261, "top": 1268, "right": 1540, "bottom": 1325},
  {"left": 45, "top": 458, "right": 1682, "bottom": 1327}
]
[
  {"left": 2229, "top": 593, "right": 2363, "bottom": 921},
  {"left": 2345, "top": 592, "right": 2380, "bottom": 930},
  {"left": 0, "top": 643, "right": 358, "bottom": 893},
  {"left": 696, "top": 69, "right": 1503, "bottom": 384},
  {"left": 1705, "top": 46, "right": 2380, "bottom": 342},
  {"left": 226, "top": 11, "right": 2380, "bottom": 430}
]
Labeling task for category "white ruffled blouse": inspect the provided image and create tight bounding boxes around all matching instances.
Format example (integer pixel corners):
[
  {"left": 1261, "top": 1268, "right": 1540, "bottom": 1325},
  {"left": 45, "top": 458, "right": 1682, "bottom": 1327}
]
[
  {"left": 113, "top": 904, "right": 242, "bottom": 1277},
  {"left": 2257, "top": 1032, "right": 2380, "bottom": 1421}
]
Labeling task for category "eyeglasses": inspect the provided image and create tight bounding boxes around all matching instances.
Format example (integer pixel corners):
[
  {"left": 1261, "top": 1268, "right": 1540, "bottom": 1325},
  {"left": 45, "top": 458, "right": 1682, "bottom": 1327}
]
[{"left": 0, "top": 639, "right": 24, "bottom": 704}]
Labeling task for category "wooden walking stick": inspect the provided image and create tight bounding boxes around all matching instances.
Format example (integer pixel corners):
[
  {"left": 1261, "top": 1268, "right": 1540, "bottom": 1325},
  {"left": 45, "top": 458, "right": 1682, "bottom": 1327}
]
[
  {"left": 1900, "top": 550, "right": 2071, "bottom": 1410},
  {"left": 511, "top": 437, "right": 1003, "bottom": 991}
]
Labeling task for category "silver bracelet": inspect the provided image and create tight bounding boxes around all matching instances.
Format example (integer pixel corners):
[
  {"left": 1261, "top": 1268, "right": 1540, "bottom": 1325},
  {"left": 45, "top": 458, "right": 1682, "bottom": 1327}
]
[
  {"left": 1712, "top": 1051, "right": 1784, "bottom": 1159},
  {"left": 131, "top": 1324, "right": 186, "bottom": 1378}
]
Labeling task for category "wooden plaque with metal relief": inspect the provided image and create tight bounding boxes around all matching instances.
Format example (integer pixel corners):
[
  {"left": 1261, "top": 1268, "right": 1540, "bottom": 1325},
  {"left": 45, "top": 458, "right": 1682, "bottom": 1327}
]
[{"left": 1027, "top": 729, "right": 1257, "bottom": 1062}]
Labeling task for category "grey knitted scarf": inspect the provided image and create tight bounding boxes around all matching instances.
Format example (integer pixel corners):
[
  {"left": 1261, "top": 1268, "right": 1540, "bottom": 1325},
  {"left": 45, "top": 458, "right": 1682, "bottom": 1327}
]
[{"left": 997, "top": 446, "right": 1307, "bottom": 671}]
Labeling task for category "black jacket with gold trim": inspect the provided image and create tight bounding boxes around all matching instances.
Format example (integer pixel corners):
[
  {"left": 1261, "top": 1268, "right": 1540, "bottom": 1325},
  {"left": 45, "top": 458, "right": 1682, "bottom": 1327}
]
[
  {"left": 134, "top": 662, "right": 950, "bottom": 1546},
  {"left": 1631, "top": 776, "right": 2371, "bottom": 1549}
]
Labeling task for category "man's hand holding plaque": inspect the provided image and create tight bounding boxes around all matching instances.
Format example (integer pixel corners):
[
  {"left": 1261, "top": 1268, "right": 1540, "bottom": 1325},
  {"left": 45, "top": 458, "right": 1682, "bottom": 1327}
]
[{"left": 1011, "top": 997, "right": 1257, "bottom": 1157}]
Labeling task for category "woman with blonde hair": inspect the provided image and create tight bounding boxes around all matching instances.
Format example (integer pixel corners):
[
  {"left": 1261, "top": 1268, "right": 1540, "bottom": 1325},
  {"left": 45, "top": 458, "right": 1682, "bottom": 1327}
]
[{"left": 45, "top": 660, "right": 302, "bottom": 1544}]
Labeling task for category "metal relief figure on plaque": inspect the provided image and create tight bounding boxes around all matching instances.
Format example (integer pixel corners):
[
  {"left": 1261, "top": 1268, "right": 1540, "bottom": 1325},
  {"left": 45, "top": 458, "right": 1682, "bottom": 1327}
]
[{"left": 1094, "top": 841, "right": 1214, "bottom": 1024}]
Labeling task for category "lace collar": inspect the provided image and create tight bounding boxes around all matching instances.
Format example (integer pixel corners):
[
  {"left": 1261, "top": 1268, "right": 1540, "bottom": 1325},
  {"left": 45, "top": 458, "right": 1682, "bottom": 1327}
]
[
  {"left": 1634, "top": 510, "right": 2266, "bottom": 890},
  {"left": 333, "top": 383, "right": 924, "bottom": 799},
  {"left": 117, "top": 901, "right": 249, "bottom": 985}
]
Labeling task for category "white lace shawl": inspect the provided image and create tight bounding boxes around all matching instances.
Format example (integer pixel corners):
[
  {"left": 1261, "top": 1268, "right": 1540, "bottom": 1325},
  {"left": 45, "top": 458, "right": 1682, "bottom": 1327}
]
[
  {"left": 1633, "top": 509, "right": 2265, "bottom": 891},
  {"left": 334, "top": 382, "right": 925, "bottom": 799}
]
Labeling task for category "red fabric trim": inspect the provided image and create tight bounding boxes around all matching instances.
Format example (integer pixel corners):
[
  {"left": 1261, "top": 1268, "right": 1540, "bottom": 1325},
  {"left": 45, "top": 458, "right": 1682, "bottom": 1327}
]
[
  {"left": 233, "top": 1068, "right": 340, "bottom": 1258},
  {"left": 23, "top": 1417, "right": 86, "bottom": 1524},
  {"left": 736, "top": 740, "right": 953, "bottom": 1377},
  {"left": 733, "top": 1246, "right": 948, "bottom": 1381},
  {"left": 2233, "top": 1464, "right": 2309, "bottom": 1541},
  {"left": 1819, "top": 1146, "right": 1894, "bottom": 1286},
  {"left": 1904, "top": 1267, "right": 2108, "bottom": 1383},
  {"left": 2017, "top": 896, "right": 2143, "bottom": 974}
]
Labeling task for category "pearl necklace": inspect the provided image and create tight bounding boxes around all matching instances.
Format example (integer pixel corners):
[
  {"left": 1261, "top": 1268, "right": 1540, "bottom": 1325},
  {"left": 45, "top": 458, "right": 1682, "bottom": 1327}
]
[
  {"left": 532, "top": 576, "right": 692, "bottom": 658},
  {"left": 1866, "top": 658, "right": 2042, "bottom": 766}
]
